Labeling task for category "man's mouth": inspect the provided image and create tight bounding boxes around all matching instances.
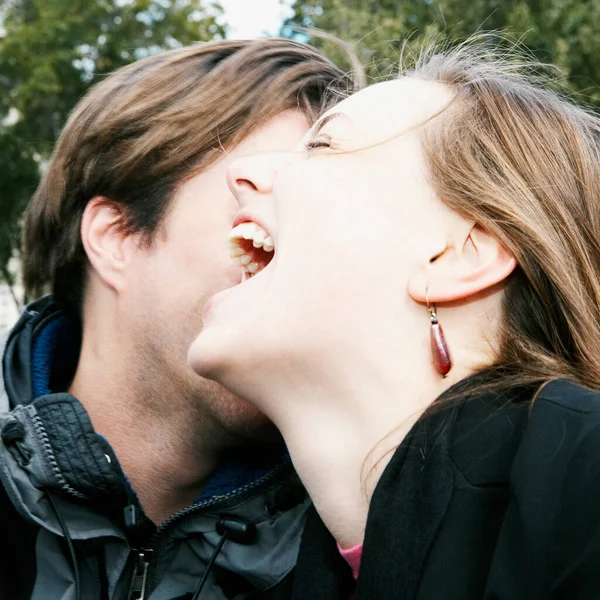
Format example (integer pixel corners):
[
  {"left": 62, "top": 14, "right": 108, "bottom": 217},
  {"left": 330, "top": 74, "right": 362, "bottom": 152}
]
[{"left": 228, "top": 221, "right": 275, "bottom": 278}]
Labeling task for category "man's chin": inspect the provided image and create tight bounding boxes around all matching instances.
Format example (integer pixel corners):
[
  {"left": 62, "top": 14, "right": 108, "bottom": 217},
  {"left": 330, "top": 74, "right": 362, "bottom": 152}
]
[{"left": 203, "top": 381, "right": 281, "bottom": 443}]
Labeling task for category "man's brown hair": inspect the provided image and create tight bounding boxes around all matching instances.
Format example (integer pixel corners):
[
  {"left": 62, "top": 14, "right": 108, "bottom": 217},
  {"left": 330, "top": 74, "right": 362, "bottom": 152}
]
[{"left": 23, "top": 38, "right": 351, "bottom": 312}]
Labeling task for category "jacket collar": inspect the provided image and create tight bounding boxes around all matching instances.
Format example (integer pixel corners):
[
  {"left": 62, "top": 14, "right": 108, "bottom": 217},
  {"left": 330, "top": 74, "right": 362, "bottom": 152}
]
[{"left": 1, "top": 295, "right": 80, "bottom": 408}]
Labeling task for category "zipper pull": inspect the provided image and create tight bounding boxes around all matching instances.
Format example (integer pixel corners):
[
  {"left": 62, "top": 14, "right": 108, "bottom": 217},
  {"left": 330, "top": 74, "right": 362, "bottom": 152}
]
[{"left": 128, "top": 549, "right": 153, "bottom": 600}]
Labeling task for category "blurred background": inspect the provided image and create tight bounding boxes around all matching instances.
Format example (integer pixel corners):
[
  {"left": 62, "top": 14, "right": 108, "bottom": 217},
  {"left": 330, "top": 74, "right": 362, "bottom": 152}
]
[{"left": 1, "top": 0, "right": 599, "bottom": 333}]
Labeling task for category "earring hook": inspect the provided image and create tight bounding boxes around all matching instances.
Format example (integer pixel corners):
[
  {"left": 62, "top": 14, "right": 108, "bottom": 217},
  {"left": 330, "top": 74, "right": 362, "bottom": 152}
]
[{"left": 425, "top": 287, "right": 438, "bottom": 324}]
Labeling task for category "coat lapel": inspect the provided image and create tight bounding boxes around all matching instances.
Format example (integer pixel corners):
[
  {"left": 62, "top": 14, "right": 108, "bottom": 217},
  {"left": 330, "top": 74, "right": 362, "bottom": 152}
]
[
  {"left": 355, "top": 407, "right": 457, "bottom": 599},
  {"left": 292, "top": 505, "right": 355, "bottom": 600}
]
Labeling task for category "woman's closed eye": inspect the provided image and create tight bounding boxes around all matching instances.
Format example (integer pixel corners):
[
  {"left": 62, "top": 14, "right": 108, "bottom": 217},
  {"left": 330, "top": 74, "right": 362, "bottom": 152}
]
[{"left": 305, "top": 135, "right": 332, "bottom": 151}]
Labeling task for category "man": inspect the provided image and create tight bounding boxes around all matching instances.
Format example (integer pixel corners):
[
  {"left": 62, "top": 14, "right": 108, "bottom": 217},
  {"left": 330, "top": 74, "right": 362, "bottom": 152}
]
[{"left": 0, "top": 38, "right": 350, "bottom": 599}]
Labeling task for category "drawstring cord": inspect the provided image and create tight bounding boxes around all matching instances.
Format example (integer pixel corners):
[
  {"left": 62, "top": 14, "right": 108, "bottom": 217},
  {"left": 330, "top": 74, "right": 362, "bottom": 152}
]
[
  {"left": 191, "top": 530, "right": 229, "bottom": 600},
  {"left": 48, "top": 493, "right": 82, "bottom": 600},
  {"left": 192, "top": 516, "right": 257, "bottom": 600}
]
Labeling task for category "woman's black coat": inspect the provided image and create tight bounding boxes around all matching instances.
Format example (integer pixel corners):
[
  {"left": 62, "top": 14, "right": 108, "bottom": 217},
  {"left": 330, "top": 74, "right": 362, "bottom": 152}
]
[{"left": 286, "top": 378, "right": 600, "bottom": 599}]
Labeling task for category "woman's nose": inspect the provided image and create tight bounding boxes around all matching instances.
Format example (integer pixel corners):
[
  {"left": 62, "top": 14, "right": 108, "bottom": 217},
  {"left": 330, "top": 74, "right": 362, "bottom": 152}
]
[{"left": 226, "top": 154, "right": 275, "bottom": 207}]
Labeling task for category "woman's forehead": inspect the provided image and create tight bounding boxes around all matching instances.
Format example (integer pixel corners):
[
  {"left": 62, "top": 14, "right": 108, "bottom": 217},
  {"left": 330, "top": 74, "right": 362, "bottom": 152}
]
[{"left": 323, "top": 78, "right": 454, "bottom": 145}]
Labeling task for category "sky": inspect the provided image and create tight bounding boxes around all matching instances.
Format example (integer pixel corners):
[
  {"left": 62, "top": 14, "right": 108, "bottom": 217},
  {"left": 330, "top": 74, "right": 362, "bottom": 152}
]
[{"left": 218, "top": 0, "right": 295, "bottom": 39}]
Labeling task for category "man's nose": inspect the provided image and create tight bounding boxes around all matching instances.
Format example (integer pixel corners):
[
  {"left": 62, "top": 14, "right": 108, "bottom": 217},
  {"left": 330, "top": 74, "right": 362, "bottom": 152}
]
[{"left": 226, "top": 154, "right": 275, "bottom": 207}]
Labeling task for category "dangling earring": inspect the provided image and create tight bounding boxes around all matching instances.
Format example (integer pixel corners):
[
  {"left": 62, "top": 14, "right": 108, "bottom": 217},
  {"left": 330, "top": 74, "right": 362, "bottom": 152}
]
[{"left": 426, "top": 288, "right": 452, "bottom": 377}]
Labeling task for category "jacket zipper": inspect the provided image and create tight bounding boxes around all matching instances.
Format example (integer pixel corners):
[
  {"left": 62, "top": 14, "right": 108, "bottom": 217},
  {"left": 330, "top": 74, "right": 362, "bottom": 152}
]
[
  {"left": 128, "top": 548, "right": 153, "bottom": 600},
  {"left": 141, "top": 461, "right": 291, "bottom": 592}
]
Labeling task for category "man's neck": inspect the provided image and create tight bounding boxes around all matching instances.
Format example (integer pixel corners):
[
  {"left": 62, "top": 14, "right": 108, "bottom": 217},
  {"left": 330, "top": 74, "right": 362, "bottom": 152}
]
[{"left": 69, "top": 335, "right": 222, "bottom": 524}]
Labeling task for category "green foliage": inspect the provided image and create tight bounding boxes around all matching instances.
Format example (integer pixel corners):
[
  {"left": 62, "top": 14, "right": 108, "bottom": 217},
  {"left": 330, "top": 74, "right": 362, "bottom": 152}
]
[
  {"left": 0, "top": 0, "right": 225, "bottom": 287},
  {"left": 0, "top": 129, "right": 38, "bottom": 286},
  {"left": 284, "top": 0, "right": 436, "bottom": 79},
  {"left": 284, "top": 0, "right": 600, "bottom": 105}
]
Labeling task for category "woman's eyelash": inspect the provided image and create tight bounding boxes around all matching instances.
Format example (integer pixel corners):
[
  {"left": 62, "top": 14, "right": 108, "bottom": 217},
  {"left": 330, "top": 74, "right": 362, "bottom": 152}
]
[{"left": 305, "top": 138, "right": 331, "bottom": 150}]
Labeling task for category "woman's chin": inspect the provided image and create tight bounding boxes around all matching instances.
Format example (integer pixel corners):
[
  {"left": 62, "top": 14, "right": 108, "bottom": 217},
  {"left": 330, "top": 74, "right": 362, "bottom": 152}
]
[
  {"left": 190, "top": 276, "right": 258, "bottom": 379},
  {"left": 187, "top": 326, "right": 232, "bottom": 381}
]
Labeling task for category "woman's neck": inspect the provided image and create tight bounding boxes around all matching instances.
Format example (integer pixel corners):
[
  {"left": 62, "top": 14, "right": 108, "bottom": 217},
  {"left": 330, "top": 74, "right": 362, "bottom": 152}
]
[
  {"left": 283, "top": 406, "right": 423, "bottom": 548},
  {"left": 265, "top": 352, "right": 464, "bottom": 548}
]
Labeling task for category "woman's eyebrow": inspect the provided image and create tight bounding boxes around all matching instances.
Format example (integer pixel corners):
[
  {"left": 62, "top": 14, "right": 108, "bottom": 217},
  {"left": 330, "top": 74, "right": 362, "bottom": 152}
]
[{"left": 312, "top": 112, "right": 343, "bottom": 135}]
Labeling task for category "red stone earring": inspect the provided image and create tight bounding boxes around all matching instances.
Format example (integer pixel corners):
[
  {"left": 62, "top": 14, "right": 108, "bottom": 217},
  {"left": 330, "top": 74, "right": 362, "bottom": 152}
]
[{"left": 426, "top": 288, "right": 452, "bottom": 377}]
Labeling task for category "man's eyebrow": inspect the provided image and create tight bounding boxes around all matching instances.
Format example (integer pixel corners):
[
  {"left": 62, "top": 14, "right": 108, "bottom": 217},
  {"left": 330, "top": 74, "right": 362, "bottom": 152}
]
[{"left": 312, "top": 112, "right": 343, "bottom": 135}]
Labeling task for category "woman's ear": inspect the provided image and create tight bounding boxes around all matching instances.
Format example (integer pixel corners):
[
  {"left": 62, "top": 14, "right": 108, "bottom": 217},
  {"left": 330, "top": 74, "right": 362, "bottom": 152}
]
[
  {"left": 409, "top": 224, "right": 517, "bottom": 304},
  {"left": 80, "top": 197, "right": 134, "bottom": 293}
]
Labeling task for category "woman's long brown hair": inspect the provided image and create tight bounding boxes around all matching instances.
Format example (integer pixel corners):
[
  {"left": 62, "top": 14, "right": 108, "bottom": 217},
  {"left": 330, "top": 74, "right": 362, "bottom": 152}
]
[{"left": 410, "top": 37, "right": 600, "bottom": 394}]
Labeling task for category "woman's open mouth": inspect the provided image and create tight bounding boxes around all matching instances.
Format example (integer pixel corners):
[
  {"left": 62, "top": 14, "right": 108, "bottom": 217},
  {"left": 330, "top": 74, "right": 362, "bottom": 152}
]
[{"left": 227, "top": 221, "right": 275, "bottom": 278}]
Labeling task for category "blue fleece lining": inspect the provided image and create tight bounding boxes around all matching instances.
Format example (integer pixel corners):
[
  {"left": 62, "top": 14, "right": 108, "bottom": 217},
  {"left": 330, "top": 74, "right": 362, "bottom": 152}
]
[
  {"left": 31, "top": 315, "right": 289, "bottom": 502},
  {"left": 196, "top": 450, "right": 291, "bottom": 501},
  {"left": 32, "top": 315, "right": 79, "bottom": 398}
]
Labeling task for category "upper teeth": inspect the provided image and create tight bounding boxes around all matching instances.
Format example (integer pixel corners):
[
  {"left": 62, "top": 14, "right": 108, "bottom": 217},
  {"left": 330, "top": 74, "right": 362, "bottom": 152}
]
[{"left": 228, "top": 222, "right": 274, "bottom": 274}]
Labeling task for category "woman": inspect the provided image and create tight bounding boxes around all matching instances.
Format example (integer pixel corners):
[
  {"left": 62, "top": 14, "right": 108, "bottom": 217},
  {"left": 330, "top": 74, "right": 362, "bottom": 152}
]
[{"left": 189, "top": 40, "right": 600, "bottom": 599}]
